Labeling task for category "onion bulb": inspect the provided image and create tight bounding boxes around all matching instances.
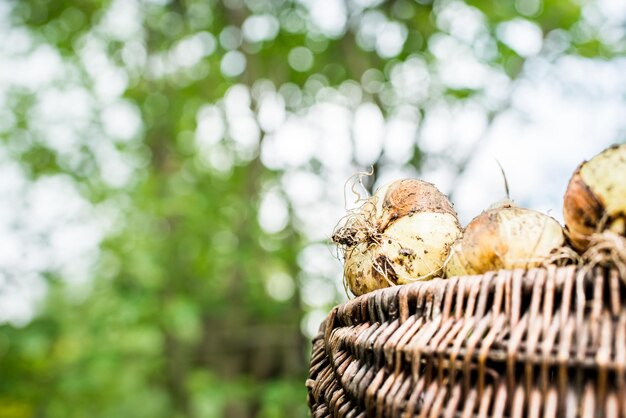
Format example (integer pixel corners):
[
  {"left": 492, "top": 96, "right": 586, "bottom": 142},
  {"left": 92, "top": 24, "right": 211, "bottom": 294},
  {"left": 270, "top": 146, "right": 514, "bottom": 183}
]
[
  {"left": 332, "top": 179, "right": 461, "bottom": 296},
  {"left": 563, "top": 144, "right": 626, "bottom": 252},
  {"left": 445, "top": 204, "right": 565, "bottom": 277}
]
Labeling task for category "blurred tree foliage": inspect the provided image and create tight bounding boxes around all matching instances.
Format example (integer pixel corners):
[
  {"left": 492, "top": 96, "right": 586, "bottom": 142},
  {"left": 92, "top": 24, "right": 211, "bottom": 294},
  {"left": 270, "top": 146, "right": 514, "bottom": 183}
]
[{"left": 0, "top": 0, "right": 622, "bottom": 417}]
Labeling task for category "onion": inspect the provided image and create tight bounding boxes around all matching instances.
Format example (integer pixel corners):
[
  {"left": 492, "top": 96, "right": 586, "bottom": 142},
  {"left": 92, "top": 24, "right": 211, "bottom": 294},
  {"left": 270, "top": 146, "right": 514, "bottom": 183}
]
[
  {"left": 445, "top": 204, "right": 565, "bottom": 277},
  {"left": 333, "top": 179, "right": 461, "bottom": 296},
  {"left": 563, "top": 144, "right": 626, "bottom": 252}
]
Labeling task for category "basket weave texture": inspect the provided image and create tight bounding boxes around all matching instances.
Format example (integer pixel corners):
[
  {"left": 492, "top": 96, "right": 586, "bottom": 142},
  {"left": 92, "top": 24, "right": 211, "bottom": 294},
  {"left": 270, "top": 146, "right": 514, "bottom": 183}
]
[{"left": 306, "top": 266, "right": 626, "bottom": 418}]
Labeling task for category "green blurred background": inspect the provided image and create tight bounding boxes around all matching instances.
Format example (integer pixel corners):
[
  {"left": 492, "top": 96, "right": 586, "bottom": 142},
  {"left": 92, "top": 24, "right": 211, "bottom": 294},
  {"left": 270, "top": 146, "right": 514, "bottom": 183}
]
[{"left": 0, "top": 0, "right": 624, "bottom": 417}]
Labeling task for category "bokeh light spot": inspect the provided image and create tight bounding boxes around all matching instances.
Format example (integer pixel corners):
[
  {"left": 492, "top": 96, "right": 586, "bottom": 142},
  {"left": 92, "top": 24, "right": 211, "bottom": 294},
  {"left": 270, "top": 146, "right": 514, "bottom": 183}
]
[
  {"left": 242, "top": 14, "right": 279, "bottom": 43},
  {"left": 288, "top": 47, "right": 314, "bottom": 72},
  {"left": 265, "top": 272, "right": 295, "bottom": 301},
  {"left": 220, "top": 50, "right": 247, "bottom": 77},
  {"left": 497, "top": 18, "right": 543, "bottom": 57},
  {"left": 219, "top": 25, "right": 243, "bottom": 50}
]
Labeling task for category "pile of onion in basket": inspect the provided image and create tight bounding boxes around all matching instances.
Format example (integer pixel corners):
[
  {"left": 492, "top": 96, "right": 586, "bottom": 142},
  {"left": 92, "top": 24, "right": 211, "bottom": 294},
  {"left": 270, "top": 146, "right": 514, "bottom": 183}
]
[{"left": 332, "top": 144, "right": 626, "bottom": 296}]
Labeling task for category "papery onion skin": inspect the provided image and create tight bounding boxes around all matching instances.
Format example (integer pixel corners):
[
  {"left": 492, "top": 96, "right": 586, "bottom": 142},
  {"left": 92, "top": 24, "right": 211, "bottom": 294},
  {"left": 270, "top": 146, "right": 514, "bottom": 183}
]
[
  {"left": 563, "top": 144, "right": 626, "bottom": 251},
  {"left": 335, "top": 179, "right": 461, "bottom": 296},
  {"left": 445, "top": 205, "right": 565, "bottom": 278},
  {"left": 445, "top": 241, "right": 477, "bottom": 278},
  {"left": 372, "top": 179, "right": 459, "bottom": 231}
]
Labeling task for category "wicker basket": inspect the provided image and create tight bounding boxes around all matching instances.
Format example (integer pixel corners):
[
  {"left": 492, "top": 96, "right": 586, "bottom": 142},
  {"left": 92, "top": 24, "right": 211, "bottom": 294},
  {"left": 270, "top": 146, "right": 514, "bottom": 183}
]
[{"left": 306, "top": 265, "right": 626, "bottom": 418}]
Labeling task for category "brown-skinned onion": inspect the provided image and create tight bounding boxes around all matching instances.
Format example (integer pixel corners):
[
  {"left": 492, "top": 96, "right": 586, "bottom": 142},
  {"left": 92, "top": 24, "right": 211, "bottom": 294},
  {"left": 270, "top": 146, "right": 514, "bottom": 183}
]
[
  {"left": 563, "top": 143, "right": 626, "bottom": 252},
  {"left": 445, "top": 204, "right": 565, "bottom": 277},
  {"left": 333, "top": 179, "right": 461, "bottom": 296}
]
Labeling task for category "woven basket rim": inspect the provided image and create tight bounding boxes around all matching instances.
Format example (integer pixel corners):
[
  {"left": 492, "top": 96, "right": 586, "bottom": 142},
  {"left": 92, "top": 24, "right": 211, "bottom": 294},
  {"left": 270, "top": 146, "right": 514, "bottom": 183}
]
[{"left": 307, "top": 265, "right": 626, "bottom": 418}]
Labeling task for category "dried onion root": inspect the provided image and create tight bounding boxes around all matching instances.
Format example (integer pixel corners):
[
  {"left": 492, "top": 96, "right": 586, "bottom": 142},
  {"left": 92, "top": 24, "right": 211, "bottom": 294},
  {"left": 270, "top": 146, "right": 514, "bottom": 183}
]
[{"left": 332, "top": 179, "right": 461, "bottom": 296}]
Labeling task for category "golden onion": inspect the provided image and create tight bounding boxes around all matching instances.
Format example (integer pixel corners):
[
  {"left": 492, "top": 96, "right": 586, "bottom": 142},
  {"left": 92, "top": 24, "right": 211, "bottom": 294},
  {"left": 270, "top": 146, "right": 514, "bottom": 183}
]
[
  {"left": 333, "top": 179, "right": 461, "bottom": 296},
  {"left": 445, "top": 204, "right": 565, "bottom": 277},
  {"left": 563, "top": 144, "right": 626, "bottom": 252}
]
